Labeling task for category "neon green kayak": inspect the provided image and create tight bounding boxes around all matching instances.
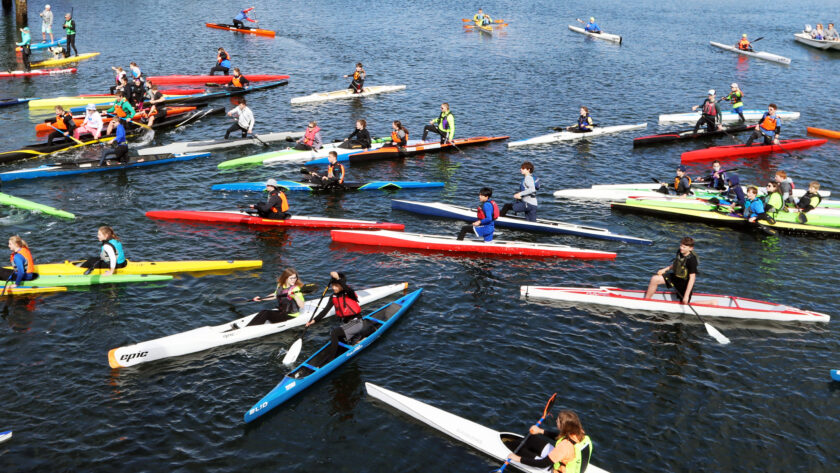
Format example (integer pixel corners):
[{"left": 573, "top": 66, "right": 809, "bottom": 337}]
[
  {"left": 0, "top": 192, "right": 74, "bottom": 219},
  {"left": 27, "top": 274, "right": 173, "bottom": 287},
  {"left": 217, "top": 137, "right": 390, "bottom": 169}
]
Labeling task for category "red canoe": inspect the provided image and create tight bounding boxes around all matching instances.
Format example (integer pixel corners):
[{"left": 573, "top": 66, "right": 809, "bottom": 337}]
[
  {"left": 145, "top": 210, "right": 404, "bottom": 230},
  {"left": 0, "top": 68, "right": 77, "bottom": 78},
  {"left": 205, "top": 23, "right": 276, "bottom": 37},
  {"left": 147, "top": 74, "right": 289, "bottom": 86},
  {"left": 681, "top": 138, "right": 828, "bottom": 162},
  {"left": 345, "top": 136, "right": 510, "bottom": 163}
]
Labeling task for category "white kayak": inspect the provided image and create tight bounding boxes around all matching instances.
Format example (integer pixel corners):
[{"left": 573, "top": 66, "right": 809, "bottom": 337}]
[
  {"left": 366, "top": 383, "right": 610, "bottom": 473},
  {"left": 0, "top": 430, "right": 11, "bottom": 444},
  {"left": 107, "top": 283, "right": 407, "bottom": 368},
  {"left": 568, "top": 25, "right": 622, "bottom": 44},
  {"left": 520, "top": 286, "right": 830, "bottom": 323},
  {"left": 658, "top": 109, "right": 800, "bottom": 124},
  {"left": 710, "top": 41, "right": 791, "bottom": 65},
  {"left": 291, "top": 85, "right": 406, "bottom": 104},
  {"left": 260, "top": 140, "right": 423, "bottom": 165},
  {"left": 793, "top": 32, "right": 840, "bottom": 50},
  {"left": 507, "top": 123, "right": 646, "bottom": 148},
  {"left": 555, "top": 183, "right": 831, "bottom": 201},
  {"left": 137, "top": 131, "right": 304, "bottom": 155}
]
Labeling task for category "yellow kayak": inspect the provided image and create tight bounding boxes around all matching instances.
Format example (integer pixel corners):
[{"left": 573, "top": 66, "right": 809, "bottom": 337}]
[
  {"left": 26, "top": 260, "right": 263, "bottom": 276},
  {"left": 29, "top": 94, "right": 185, "bottom": 109},
  {"left": 31, "top": 52, "right": 101, "bottom": 68},
  {"left": 2, "top": 286, "right": 67, "bottom": 295}
]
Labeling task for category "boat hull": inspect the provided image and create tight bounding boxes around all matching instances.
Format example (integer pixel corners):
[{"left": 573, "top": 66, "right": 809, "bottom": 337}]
[{"left": 145, "top": 210, "right": 404, "bottom": 230}]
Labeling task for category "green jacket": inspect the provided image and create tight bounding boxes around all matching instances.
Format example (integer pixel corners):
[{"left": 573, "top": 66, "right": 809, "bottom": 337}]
[
  {"left": 105, "top": 99, "right": 136, "bottom": 120},
  {"left": 433, "top": 111, "right": 455, "bottom": 140},
  {"left": 63, "top": 19, "right": 75, "bottom": 35}
]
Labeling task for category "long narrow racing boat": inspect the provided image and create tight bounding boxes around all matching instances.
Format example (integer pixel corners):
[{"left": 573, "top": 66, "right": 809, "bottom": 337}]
[
  {"left": 291, "top": 85, "right": 406, "bottom": 104},
  {"left": 681, "top": 138, "right": 827, "bottom": 162},
  {"left": 307, "top": 136, "right": 510, "bottom": 165},
  {"left": 806, "top": 127, "right": 840, "bottom": 139},
  {"left": 391, "top": 199, "right": 652, "bottom": 244},
  {"left": 568, "top": 25, "right": 622, "bottom": 44},
  {"left": 521, "top": 286, "right": 830, "bottom": 323},
  {"left": 146, "top": 210, "right": 405, "bottom": 230},
  {"left": 794, "top": 32, "right": 840, "bottom": 50},
  {"left": 26, "top": 274, "right": 172, "bottom": 287},
  {"left": 331, "top": 230, "right": 617, "bottom": 259},
  {"left": 624, "top": 197, "right": 840, "bottom": 226},
  {"left": 554, "top": 183, "right": 830, "bottom": 201},
  {"left": 108, "top": 282, "right": 407, "bottom": 368},
  {"left": 508, "top": 124, "right": 645, "bottom": 148},
  {"left": 0, "top": 67, "right": 76, "bottom": 78},
  {"left": 31, "top": 52, "right": 100, "bottom": 68},
  {"left": 137, "top": 132, "right": 303, "bottom": 155},
  {"left": 0, "top": 97, "right": 38, "bottom": 108},
  {"left": 710, "top": 41, "right": 791, "bottom": 64},
  {"left": 0, "top": 153, "right": 211, "bottom": 182},
  {"left": 0, "top": 192, "right": 74, "bottom": 219},
  {"left": 147, "top": 73, "right": 289, "bottom": 86},
  {"left": 212, "top": 181, "right": 444, "bottom": 192},
  {"left": 26, "top": 259, "right": 262, "bottom": 276},
  {"left": 244, "top": 289, "right": 422, "bottom": 422},
  {"left": 15, "top": 38, "right": 66, "bottom": 52},
  {"left": 1, "top": 286, "right": 67, "bottom": 296},
  {"left": 633, "top": 124, "right": 755, "bottom": 147},
  {"left": 35, "top": 106, "right": 197, "bottom": 133},
  {"left": 205, "top": 22, "right": 276, "bottom": 37},
  {"left": 659, "top": 109, "right": 800, "bottom": 124},
  {"left": 366, "top": 383, "right": 611, "bottom": 473},
  {"left": 216, "top": 138, "right": 394, "bottom": 169}
]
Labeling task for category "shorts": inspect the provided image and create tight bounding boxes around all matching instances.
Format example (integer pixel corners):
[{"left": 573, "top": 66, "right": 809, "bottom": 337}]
[
  {"left": 42, "top": 24, "right": 52, "bottom": 34},
  {"left": 664, "top": 273, "right": 692, "bottom": 301}
]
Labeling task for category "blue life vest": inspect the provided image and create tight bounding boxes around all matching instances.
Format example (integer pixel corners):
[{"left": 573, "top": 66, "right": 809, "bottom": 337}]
[{"left": 103, "top": 238, "right": 127, "bottom": 264}]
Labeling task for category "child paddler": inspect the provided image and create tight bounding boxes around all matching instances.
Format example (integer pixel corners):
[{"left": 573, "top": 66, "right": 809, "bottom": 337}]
[
  {"left": 343, "top": 63, "right": 366, "bottom": 94},
  {"left": 500, "top": 161, "right": 538, "bottom": 222},
  {"left": 742, "top": 186, "right": 768, "bottom": 223},
  {"left": 645, "top": 236, "right": 698, "bottom": 303},
  {"left": 566, "top": 106, "right": 594, "bottom": 132},
  {"left": 0, "top": 236, "right": 39, "bottom": 287},
  {"left": 99, "top": 119, "right": 128, "bottom": 165},
  {"left": 386, "top": 120, "right": 410, "bottom": 157},
  {"left": 226, "top": 68, "right": 250, "bottom": 89},
  {"left": 248, "top": 179, "right": 290, "bottom": 220},
  {"left": 694, "top": 160, "right": 727, "bottom": 191},
  {"left": 303, "top": 272, "right": 368, "bottom": 364},
  {"left": 505, "top": 410, "right": 593, "bottom": 473},
  {"left": 456, "top": 187, "right": 498, "bottom": 242},
  {"left": 78, "top": 226, "right": 127, "bottom": 275},
  {"left": 658, "top": 165, "right": 693, "bottom": 196},
  {"left": 340, "top": 119, "right": 371, "bottom": 149},
  {"left": 47, "top": 105, "right": 78, "bottom": 145},
  {"left": 241, "top": 268, "right": 306, "bottom": 327},
  {"left": 104, "top": 92, "right": 136, "bottom": 136},
  {"left": 307, "top": 151, "right": 345, "bottom": 188}
]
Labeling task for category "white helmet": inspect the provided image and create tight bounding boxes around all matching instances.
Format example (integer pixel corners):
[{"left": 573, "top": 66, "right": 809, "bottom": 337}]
[{"left": 708, "top": 89, "right": 715, "bottom": 95}]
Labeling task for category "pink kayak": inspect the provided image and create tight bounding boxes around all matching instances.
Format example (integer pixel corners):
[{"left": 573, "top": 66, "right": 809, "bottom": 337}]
[{"left": 147, "top": 74, "right": 290, "bottom": 86}]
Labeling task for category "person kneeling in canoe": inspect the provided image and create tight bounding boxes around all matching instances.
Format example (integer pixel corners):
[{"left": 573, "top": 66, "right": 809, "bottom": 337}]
[
  {"left": 47, "top": 105, "right": 78, "bottom": 145},
  {"left": 79, "top": 226, "right": 127, "bottom": 275},
  {"left": 340, "top": 119, "right": 371, "bottom": 149},
  {"left": 242, "top": 268, "right": 306, "bottom": 327},
  {"left": 737, "top": 34, "right": 753, "bottom": 51},
  {"left": 691, "top": 90, "right": 722, "bottom": 134},
  {"left": 344, "top": 63, "right": 366, "bottom": 94},
  {"left": 224, "top": 98, "right": 254, "bottom": 140},
  {"left": 645, "top": 236, "right": 697, "bottom": 303},
  {"left": 73, "top": 104, "right": 103, "bottom": 140},
  {"left": 226, "top": 68, "right": 250, "bottom": 89},
  {"left": 99, "top": 119, "right": 129, "bottom": 166},
  {"left": 304, "top": 272, "right": 370, "bottom": 363},
  {"left": 233, "top": 7, "right": 257, "bottom": 29},
  {"left": 745, "top": 104, "right": 780, "bottom": 146},
  {"left": 500, "top": 161, "right": 539, "bottom": 222},
  {"left": 386, "top": 120, "right": 410, "bottom": 157},
  {"left": 248, "top": 179, "right": 290, "bottom": 220},
  {"left": 307, "top": 152, "right": 345, "bottom": 189},
  {"left": 566, "top": 106, "right": 594, "bottom": 133},
  {"left": 0, "top": 236, "right": 39, "bottom": 288},
  {"left": 456, "top": 187, "right": 497, "bottom": 242},
  {"left": 423, "top": 103, "right": 455, "bottom": 144},
  {"left": 506, "top": 410, "right": 593, "bottom": 472},
  {"left": 295, "top": 121, "right": 322, "bottom": 151}
]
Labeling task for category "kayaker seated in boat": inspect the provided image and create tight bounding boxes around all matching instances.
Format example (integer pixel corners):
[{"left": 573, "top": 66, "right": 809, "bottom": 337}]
[
  {"left": 423, "top": 103, "right": 455, "bottom": 144},
  {"left": 669, "top": 165, "right": 693, "bottom": 196},
  {"left": 0, "top": 236, "right": 39, "bottom": 287},
  {"left": 473, "top": 9, "right": 493, "bottom": 26},
  {"left": 294, "top": 121, "right": 322, "bottom": 151},
  {"left": 99, "top": 119, "right": 129, "bottom": 165},
  {"left": 694, "top": 160, "right": 727, "bottom": 190},
  {"left": 500, "top": 161, "right": 539, "bottom": 222},
  {"left": 742, "top": 186, "right": 769, "bottom": 223},
  {"left": 761, "top": 181, "right": 785, "bottom": 221},
  {"left": 506, "top": 410, "right": 593, "bottom": 473},
  {"left": 811, "top": 24, "right": 826, "bottom": 40},
  {"left": 240, "top": 268, "right": 306, "bottom": 327},
  {"left": 233, "top": 7, "right": 257, "bottom": 29},
  {"left": 645, "top": 236, "right": 697, "bottom": 304},
  {"left": 717, "top": 173, "right": 746, "bottom": 209},
  {"left": 308, "top": 152, "right": 345, "bottom": 188},
  {"left": 340, "top": 119, "right": 371, "bottom": 149},
  {"left": 210, "top": 47, "right": 231, "bottom": 76},
  {"left": 128, "top": 77, "right": 146, "bottom": 109},
  {"left": 584, "top": 17, "right": 601, "bottom": 33},
  {"left": 344, "top": 63, "right": 366, "bottom": 94},
  {"left": 386, "top": 120, "right": 410, "bottom": 156},
  {"left": 143, "top": 82, "right": 166, "bottom": 127},
  {"left": 796, "top": 181, "right": 822, "bottom": 213},
  {"left": 720, "top": 83, "right": 745, "bottom": 122},
  {"left": 774, "top": 170, "right": 795, "bottom": 205},
  {"left": 691, "top": 90, "right": 722, "bottom": 134},
  {"left": 104, "top": 92, "right": 136, "bottom": 136},
  {"left": 744, "top": 103, "right": 780, "bottom": 146},
  {"left": 304, "top": 272, "right": 371, "bottom": 364},
  {"left": 247, "top": 179, "right": 290, "bottom": 220},
  {"left": 73, "top": 104, "right": 103, "bottom": 140},
  {"left": 78, "top": 226, "right": 127, "bottom": 276},
  {"left": 826, "top": 23, "right": 840, "bottom": 41},
  {"left": 566, "top": 106, "right": 594, "bottom": 133},
  {"left": 737, "top": 34, "right": 753, "bottom": 51},
  {"left": 226, "top": 68, "right": 250, "bottom": 89},
  {"left": 224, "top": 98, "right": 254, "bottom": 140},
  {"left": 47, "top": 105, "right": 77, "bottom": 145},
  {"left": 456, "top": 187, "right": 497, "bottom": 242}
]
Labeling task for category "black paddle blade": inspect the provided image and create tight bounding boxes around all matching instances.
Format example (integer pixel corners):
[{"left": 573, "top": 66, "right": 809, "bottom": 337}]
[
  {"left": 83, "top": 266, "right": 94, "bottom": 275},
  {"left": 300, "top": 283, "right": 318, "bottom": 294}
]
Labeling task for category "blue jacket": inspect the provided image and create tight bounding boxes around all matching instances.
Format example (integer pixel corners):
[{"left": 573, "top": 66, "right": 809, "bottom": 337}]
[
  {"left": 16, "top": 30, "right": 31, "bottom": 47},
  {"left": 477, "top": 201, "right": 495, "bottom": 226},
  {"left": 114, "top": 123, "right": 127, "bottom": 145},
  {"left": 585, "top": 22, "right": 600, "bottom": 32},
  {"left": 743, "top": 197, "right": 765, "bottom": 219},
  {"left": 11, "top": 252, "right": 35, "bottom": 285}
]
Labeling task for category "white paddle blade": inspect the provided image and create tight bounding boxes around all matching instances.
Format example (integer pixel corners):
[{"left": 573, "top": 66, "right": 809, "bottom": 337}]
[
  {"left": 705, "top": 323, "right": 731, "bottom": 345},
  {"left": 282, "top": 338, "right": 303, "bottom": 365}
]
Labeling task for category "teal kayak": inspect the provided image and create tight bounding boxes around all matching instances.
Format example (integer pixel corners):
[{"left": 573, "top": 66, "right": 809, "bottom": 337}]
[
  {"left": 211, "top": 180, "right": 445, "bottom": 192},
  {"left": 0, "top": 192, "right": 74, "bottom": 219},
  {"left": 27, "top": 274, "right": 173, "bottom": 287}
]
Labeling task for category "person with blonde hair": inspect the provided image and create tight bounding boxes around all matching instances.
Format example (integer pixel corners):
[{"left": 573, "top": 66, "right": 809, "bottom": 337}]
[
  {"left": 506, "top": 410, "right": 593, "bottom": 473},
  {"left": 0, "top": 236, "right": 38, "bottom": 287},
  {"left": 242, "top": 268, "right": 306, "bottom": 327}
]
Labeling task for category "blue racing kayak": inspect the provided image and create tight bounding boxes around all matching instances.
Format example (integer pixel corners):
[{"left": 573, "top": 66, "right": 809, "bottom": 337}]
[
  {"left": 244, "top": 288, "right": 422, "bottom": 423},
  {"left": 212, "top": 180, "right": 445, "bottom": 192},
  {"left": 19, "top": 38, "right": 66, "bottom": 51},
  {"left": 0, "top": 152, "right": 211, "bottom": 182},
  {"left": 832, "top": 369, "right": 840, "bottom": 382},
  {"left": 0, "top": 97, "right": 39, "bottom": 108}
]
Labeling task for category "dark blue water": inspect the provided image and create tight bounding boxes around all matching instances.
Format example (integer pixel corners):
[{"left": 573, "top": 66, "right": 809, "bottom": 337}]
[{"left": 1, "top": 0, "right": 839, "bottom": 471}]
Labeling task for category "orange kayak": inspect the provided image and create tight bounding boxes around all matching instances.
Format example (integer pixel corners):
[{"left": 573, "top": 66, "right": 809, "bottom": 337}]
[
  {"left": 807, "top": 127, "right": 840, "bottom": 139},
  {"left": 205, "top": 23, "right": 276, "bottom": 37},
  {"left": 36, "top": 106, "right": 197, "bottom": 133}
]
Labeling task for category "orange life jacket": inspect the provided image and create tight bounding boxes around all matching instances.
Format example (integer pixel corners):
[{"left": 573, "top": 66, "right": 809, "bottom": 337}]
[
  {"left": 270, "top": 191, "right": 290, "bottom": 213},
  {"left": 231, "top": 75, "right": 244, "bottom": 88},
  {"left": 114, "top": 101, "right": 128, "bottom": 118},
  {"left": 760, "top": 114, "right": 777, "bottom": 131},
  {"left": 738, "top": 39, "right": 751, "bottom": 50},
  {"left": 391, "top": 130, "right": 407, "bottom": 146},
  {"left": 53, "top": 111, "right": 70, "bottom": 130},
  {"left": 353, "top": 70, "right": 363, "bottom": 81},
  {"left": 10, "top": 247, "right": 35, "bottom": 275},
  {"left": 674, "top": 176, "right": 692, "bottom": 189},
  {"left": 303, "top": 126, "right": 320, "bottom": 146}
]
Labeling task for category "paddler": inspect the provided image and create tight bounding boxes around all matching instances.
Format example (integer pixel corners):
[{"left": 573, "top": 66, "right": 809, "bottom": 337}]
[
  {"left": 761, "top": 181, "right": 784, "bottom": 221},
  {"left": 308, "top": 151, "right": 345, "bottom": 188},
  {"left": 240, "top": 268, "right": 306, "bottom": 327},
  {"left": 720, "top": 83, "right": 745, "bottom": 122},
  {"left": 505, "top": 410, "right": 593, "bottom": 473},
  {"left": 796, "top": 181, "right": 822, "bottom": 213},
  {"left": 742, "top": 186, "right": 768, "bottom": 223},
  {"left": 644, "top": 236, "right": 697, "bottom": 303},
  {"left": 343, "top": 63, "right": 366, "bottom": 94},
  {"left": 456, "top": 187, "right": 497, "bottom": 242},
  {"left": 143, "top": 82, "right": 166, "bottom": 127},
  {"left": 40, "top": 5, "right": 54, "bottom": 43},
  {"left": 79, "top": 226, "right": 127, "bottom": 275},
  {"left": 0, "top": 236, "right": 39, "bottom": 287},
  {"left": 472, "top": 9, "right": 488, "bottom": 25},
  {"left": 227, "top": 67, "right": 250, "bottom": 89},
  {"left": 566, "top": 106, "right": 594, "bottom": 132},
  {"left": 16, "top": 27, "right": 31, "bottom": 72},
  {"left": 304, "top": 272, "right": 369, "bottom": 363},
  {"left": 744, "top": 103, "right": 780, "bottom": 146},
  {"left": 73, "top": 104, "right": 103, "bottom": 140},
  {"left": 233, "top": 7, "right": 257, "bottom": 29},
  {"left": 104, "top": 92, "right": 136, "bottom": 136},
  {"left": 737, "top": 34, "right": 753, "bottom": 51},
  {"left": 673, "top": 165, "right": 692, "bottom": 196},
  {"left": 295, "top": 121, "right": 322, "bottom": 151},
  {"left": 584, "top": 17, "right": 601, "bottom": 33},
  {"left": 47, "top": 105, "right": 77, "bottom": 145},
  {"left": 248, "top": 179, "right": 290, "bottom": 220},
  {"left": 62, "top": 12, "right": 77, "bottom": 57},
  {"left": 99, "top": 119, "right": 129, "bottom": 165},
  {"left": 774, "top": 170, "right": 795, "bottom": 205},
  {"left": 210, "top": 47, "right": 232, "bottom": 76},
  {"left": 694, "top": 160, "right": 727, "bottom": 191},
  {"left": 224, "top": 98, "right": 254, "bottom": 140},
  {"left": 340, "top": 119, "right": 372, "bottom": 149},
  {"left": 387, "top": 120, "right": 410, "bottom": 157},
  {"left": 721, "top": 173, "right": 746, "bottom": 209},
  {"left": 691, "top": 90, "right": 722, "bottom": 134},
  {"left": 500, "top": 161, "right": 539, "bottom": 222},
  {"left": 128, "top": 76, "right": 147, "bottom": 109},
  {"left": 422, "top": 103, "right": 455, "bottom": 144}
]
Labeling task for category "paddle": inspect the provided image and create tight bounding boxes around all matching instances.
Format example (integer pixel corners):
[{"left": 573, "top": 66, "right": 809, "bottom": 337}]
[
  {"left": 673, "top": 286, "right": 730, "bottom": 345},
  {"left": 282, "top": 280, "right": 332, "bottom": 365},
  {"left": 494, "top": 392, "right": 558, "bottom": 473},
  {"left": 232, "top": 283, "right": 319, "bottom": 304},
  {"left": 250, "top": 133, "right": 269, "bottom": 146},
  {"left": 1, "top": 274, "right": 13, "bottom": 296},
  {"left": 82, "top": 258, "right": 102, "bottom": 275},
  {"left": 462, "top": 18, "right": 506, "bottom": 24},
  {"left": 48, "top": 124, "right": 84, "bottom": 145}
]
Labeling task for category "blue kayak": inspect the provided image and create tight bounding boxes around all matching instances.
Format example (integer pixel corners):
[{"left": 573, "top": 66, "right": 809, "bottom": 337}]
[
  {"left": 22, "top": 38, "right": 67, "bottom": 51},
  {"left": 212, "top": 180, "right": 445, "bottom": 192},
  {"left": 0, "top": 152, "right": 211, "bottom": 182},
  {"left": 0, "top": 97, "right": 39, "bottom": 108},
  {"left": 832, "top": 369, "right": 840, "bottom": 382},
  {"left": 244, "top": 288, "right": 422, "bottom": 423}
]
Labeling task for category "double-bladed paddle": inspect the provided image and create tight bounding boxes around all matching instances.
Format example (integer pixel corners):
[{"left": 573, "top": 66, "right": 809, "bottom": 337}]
[
  {"left": 494, "top": 392, "right": 558, "bottom": 472},
  {"left": 282, "top": 280, "right": 332, "bottom": 365},
  {"left": 47, "top": 124, "right": 84, "bottom": 145}
]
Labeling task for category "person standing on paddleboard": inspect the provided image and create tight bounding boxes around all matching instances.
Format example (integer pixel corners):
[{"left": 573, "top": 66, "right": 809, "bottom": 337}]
[
  {"left": 500, "top": 161, "right": 539, "bottom": 222},
  {"left": 233, "top": 7, "right": 257, "bottom": 29},
  {"left": 691, "top": 90, "right": 722, "bottom": 134},
  {"left": 456, "top": 187, "right": 497, "bottom": 242},
  {"left": 241, "top": 268, "right": 306, "bottom": 327},
  {"left": 79, "top": 226, "right": 127, "bottom": 275},
  {"left": 506, "top": 410, "right": 594, "bottom": 473},
  {"left": 423, "top": 103, "right": 455, "bottom": 144},
  {"left": 40, "top": 5, "right": 54, "bottom": 43},
  {"left": 0, "top": 236, "right": 39, "bottom": 287},
  {"left": 210, "top": 47, "right": 231, "bottom": 76},
  {"left": 344, "top": 63, "right": 366, "bottom": 94},
  {"left": 304, "top": 272, "right": 368, "bottom": 363},
  {"left": 248, "top": 179, "right": 290, "bottom": 220},
  {"left": 340, "top": 119, "right": 372, "bottom": 149},
  {"left": 721, "top": 83, "right": 745, "bottom": 122},
  {"left": 224, "top": 98, "right": 254, "bottom": 139},
  {"left": 295, "top": 121, "right": 322, "bottom": 151},
  {"left": 63, "top": 12, "right": 77, "bottom": 57},
  {"left": 16, "top": 27, "right": 31, "bottom": 72},
  {"left": 745, "top": 103, "right": 780, "bottom": 146},
  {"left": 645, "top": 236, "right": 697, "bottom": 304}
]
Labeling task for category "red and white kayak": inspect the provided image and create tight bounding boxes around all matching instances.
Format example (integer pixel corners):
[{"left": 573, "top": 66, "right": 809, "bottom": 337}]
[
  {"left": 681, "top": 138, "right": 827, "bottom": 162},
  {"left": 331, "top": 230, "right": 616, "bottom": 259},
  {"left": 0, "top": 67, "right": 77, "bottom": 78},
  {"left": 520, "top": 286, "right": 830, "bottom": 322},
  {"left": 147, "top": 74, "right": 289, "bottom": 86},
  {"left": 145, "top": 210, "right": 404, "bottom": 230}
]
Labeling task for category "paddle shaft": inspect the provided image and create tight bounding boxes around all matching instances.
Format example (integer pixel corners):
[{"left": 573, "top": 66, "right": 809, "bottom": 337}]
[
  {"left": 672, "top": 285, "right": 730, "bottom": 344},
  {"left": 48, "top": 124, "right": 84, "bottom": 145},
  {"left": 1, "top": 274, "right": 13, "bottom": 296},
  {"left": 496, "top": 393, "right": 557, "bottom": 472}
]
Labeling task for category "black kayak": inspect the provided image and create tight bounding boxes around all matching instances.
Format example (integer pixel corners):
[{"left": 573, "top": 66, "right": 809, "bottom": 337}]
[{"left": 633, "top": 124, "right": 756, "bottom": 147}]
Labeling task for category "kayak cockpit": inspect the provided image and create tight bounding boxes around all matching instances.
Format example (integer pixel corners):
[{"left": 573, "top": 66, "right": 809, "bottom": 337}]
[{"left": 500, "top": 433, "right": 525, "bottom": 453}]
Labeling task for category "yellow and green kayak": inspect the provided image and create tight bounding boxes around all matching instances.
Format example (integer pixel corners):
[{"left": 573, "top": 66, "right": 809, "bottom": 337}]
[
  {"left": 2, "top": 286, "right": 67, "bottom": 296},
  {"left": 31, "top": 52, "right": 100, "bottom": 68},
  {"left": 26, "top": 259, "right": 263, "bottom": 276},
  {"left": 0, "top": 192, "right": 74, "bottom": 219}
]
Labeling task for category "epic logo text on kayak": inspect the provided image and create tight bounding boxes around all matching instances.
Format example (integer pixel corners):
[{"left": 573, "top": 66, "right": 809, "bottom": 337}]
[{"left": 119, "top": 351, "right": 149, "bottom": 363}]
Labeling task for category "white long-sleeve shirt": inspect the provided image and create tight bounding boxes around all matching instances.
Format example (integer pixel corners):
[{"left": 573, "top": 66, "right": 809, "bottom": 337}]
[
  {"left": 229, "top": 106, "right": 254, "bottom": 132},
  {"left": 84, "top": 111, "right": 103, "bottom": 134}
]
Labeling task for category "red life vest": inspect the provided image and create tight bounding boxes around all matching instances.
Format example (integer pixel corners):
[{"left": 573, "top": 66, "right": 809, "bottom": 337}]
[
  {"left": 476, "top": 200, "right": 500, "bottom": 220},
  {"left": 10, "top": 247, "right": 35, "bottom": 274},
  {"left": 702, "top": 101, "right": 717, "bottom": 116},
  {"left": 333, "top": 293, "right": 361, "bottom": 319},
  {"left": 303, "top": 126, "right": 321, "bottom": 146}
]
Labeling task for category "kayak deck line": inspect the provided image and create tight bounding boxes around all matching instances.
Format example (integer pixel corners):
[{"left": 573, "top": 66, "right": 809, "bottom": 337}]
[
  {"left": 26, "top": 259, "right": 263, "bottom": 276},
  {"left": 212, "top": 181, "right": 445, "bottom": 193},
  {"left": 0, "top": 152, "right": 212, "bottom": 182},
  {"left": 291, "top": 85, "right": 407, "bottom": 104}
]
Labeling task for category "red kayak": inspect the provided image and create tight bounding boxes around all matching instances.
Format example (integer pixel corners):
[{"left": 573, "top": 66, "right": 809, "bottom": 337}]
[
  {"left": 0, "top": 68, "right": 77, "bottom": 78},
  {"left": 345, "top": 136, "right": 510, "bottom": 163},
  {"left": 681, "top": 138, "right": 827, "bottom": 162},
  {"left": 147, "top": 74, "right": 290, "bottom": 86},
  {"left": 145, "top": 210, "right": 404, "bottom": 230}
]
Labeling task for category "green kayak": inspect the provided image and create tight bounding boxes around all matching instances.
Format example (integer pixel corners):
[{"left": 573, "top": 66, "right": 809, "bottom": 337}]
[
  {"left": 217, "top": 137, "right": 389, "bottom": 169},
  {"left": 626, "top": 198, "right": 840, "bottom": 228},
  {"left": 27, "top": 274, "right": 173, "bottom": 287},
  {"left": 0, "top": 192, "right": 74, "bottom": 219}
]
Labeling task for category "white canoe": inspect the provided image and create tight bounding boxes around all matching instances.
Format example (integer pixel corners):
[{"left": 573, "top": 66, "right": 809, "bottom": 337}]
[
  {"left": 291, "top": 85, "right": 406, "bottom": 104},
  {"left": 0, "top": 430, "right": 11, "bottom": 444},
  {"left": 793, "top": 32, "right": 840, "bottom": 50},
  {"left": 261, "top": 139, "right": 422, "bottom": 165},
  {"left": 555, "top": 183, "right": 830, "bottom": 201},
  {"left": 366, "top": 383, "right": 611, "bottom": 473},
  {"left": 507, "top": 123, "right": 646, "bottom": 148},
  {"left": 108, "top": 283, "right": 407, "bottom": 368},
  {"left": 658, "top": 109, "right": 800, "bottom": 124},
  {"left": 568, "top": 25, "right": 622, "bottom": 44},
  {"left": 520, "top": 286, "right": 830, "bottom": 323},
  {"left": 710, "top": 41, "right": 791, "bottom": 65},
  {"left": 137, "top": 131, "right": 304, "bottom": 156}
]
